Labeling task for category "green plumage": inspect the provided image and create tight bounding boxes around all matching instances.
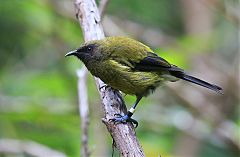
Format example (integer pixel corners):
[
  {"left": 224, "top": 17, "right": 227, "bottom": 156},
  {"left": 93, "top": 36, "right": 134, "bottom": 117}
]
[
  {"left": 75, "top": 37, "right": 178, "bottom": 96},
  {"left": 66, "top": 36, "right": 222, "bottom": 125},
  {"left": 66, "top": 36, "right": 222, "bottom": 97}
]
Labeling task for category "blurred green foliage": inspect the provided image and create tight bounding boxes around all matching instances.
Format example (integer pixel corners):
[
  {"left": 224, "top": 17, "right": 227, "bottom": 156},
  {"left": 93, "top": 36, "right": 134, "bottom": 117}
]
[
  {"left": 0, "top": 0, "right": 239, "bottom": 157},
  {"left": 107, "top": 0, "right": 184, "bottom": 34}
]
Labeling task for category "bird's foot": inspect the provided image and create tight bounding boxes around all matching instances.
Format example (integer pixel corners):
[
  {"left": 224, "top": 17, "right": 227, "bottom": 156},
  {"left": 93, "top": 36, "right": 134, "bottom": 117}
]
[
  {"left": 99, "top": 84, "right": 109, "bottom": 90},
  {"left": 110, "top": 114, "right": 138, "bottom": 128}
]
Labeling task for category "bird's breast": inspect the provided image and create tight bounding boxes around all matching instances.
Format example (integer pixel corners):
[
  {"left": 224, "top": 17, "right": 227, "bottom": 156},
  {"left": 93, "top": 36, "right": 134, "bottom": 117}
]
[{"left": 86, "top": 60, "right": 163, "bottom": 96}]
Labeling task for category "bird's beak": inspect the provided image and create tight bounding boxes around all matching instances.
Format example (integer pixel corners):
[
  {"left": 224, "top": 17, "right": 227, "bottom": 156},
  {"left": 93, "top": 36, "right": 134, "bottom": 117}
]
[{"left": 65, "top": 50, "right": 77, "bottom": 57}]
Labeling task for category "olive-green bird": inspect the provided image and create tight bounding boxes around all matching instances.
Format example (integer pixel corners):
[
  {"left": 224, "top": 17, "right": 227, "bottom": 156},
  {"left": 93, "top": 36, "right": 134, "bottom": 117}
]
[{"left": 66, "top": 36, "right": 222, "bottom": 126}]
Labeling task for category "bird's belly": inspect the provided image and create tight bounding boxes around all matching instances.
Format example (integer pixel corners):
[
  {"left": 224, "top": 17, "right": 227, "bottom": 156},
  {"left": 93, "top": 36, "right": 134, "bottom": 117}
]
[
  {"left": 103, "top": 70, "right": 163, "bottom": 96},
  {"left": 87, "top": 61, "right": 165, "bottom": 96}
]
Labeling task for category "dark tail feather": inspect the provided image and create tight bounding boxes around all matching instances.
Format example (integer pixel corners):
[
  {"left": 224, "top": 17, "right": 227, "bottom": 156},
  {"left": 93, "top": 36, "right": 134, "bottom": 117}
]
[
  {"left": 181, "top": 74, "right": 223, "bottom": 94},
  {"left": 169, "top": 68, "right": 223, "bottom": 94}
]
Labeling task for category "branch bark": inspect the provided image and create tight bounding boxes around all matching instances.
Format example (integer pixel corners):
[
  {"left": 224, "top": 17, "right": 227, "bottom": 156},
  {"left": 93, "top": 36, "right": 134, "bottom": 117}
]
[
  {"left": 0, "top": 139, "right": 67, "bottom": 157},
  {"left": 74, "top": 0, "right": 145, "bottom": 156},
  {"left": 99, "top": 0, "right": 110, "bottom": 18},
  {"left": 77, "top": 67, "right": 90, "bottom": 157}
]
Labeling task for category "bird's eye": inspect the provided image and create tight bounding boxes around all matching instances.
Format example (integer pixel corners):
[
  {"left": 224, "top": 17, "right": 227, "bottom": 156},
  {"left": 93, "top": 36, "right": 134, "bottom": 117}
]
[{"left": 87, "top": 46, "right": 92, "bottom": 52}]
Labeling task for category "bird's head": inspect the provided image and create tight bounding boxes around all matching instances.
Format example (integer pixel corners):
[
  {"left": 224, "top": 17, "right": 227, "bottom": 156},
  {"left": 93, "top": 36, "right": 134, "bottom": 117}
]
[{"left": 65, "top": 39, "right": 110, "bottom": 64}]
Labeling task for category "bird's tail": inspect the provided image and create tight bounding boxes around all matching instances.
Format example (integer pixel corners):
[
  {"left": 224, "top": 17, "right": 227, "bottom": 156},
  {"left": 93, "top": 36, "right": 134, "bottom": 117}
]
[
  {"left": 169, "top": 67, "right": 223, "bottom": 94},
  {"left": 180, "top": 74, "right": 223, "bottom": 94}
]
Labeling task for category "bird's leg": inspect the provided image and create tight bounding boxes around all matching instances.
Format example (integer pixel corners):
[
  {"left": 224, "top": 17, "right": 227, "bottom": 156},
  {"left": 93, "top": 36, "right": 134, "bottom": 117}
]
[{"left": 110, "top": 96, "right": 142, "bottom": 128}]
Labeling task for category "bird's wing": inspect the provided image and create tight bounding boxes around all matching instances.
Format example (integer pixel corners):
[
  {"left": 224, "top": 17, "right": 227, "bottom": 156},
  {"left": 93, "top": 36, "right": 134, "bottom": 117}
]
[
  {"left": 110, "top": 46, "right": 178, "bottom": 72},
  {"left": 133, "top": 52, "right": 174, "bottom": 71}
]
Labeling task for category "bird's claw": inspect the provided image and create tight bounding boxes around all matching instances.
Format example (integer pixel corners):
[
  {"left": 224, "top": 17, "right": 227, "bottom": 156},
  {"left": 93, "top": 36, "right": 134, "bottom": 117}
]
[
  {"left": 99, "top": 85, "right": 108, "bottom": 90},
  {"left": 114, "top": 113, "right": 122, "bottom": 117},
  {"left": 109, "top": 114, "right": 138, "bottom": 128}
]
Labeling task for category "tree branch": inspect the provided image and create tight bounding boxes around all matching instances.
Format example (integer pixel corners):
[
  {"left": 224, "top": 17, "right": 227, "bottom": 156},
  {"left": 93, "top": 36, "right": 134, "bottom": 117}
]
[
  {"left": 77, "top": 67, "right": 90, "bottom": 157},
  {"left": 99, "top": 0, "right": 110, "bottom": 18},
  {"left": 74, "top": 0, "right": 145, "bottom": 156},
  {"left": 0, "top": 139, "right": 67, "bottom": 157}
]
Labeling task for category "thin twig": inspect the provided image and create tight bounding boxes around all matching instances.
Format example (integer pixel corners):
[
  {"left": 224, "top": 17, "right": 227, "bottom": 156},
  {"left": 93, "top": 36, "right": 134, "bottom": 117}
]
[
  {"left": 99, "top": 0, "right": 110, "bottom": 18},
  {"left": 166, "top": 85, "right": 240, "bottom": 150},
  {"left": 0, "top": 139, "right": 67, "bottom": 157},
  {"left": 76, "top": 67, "right": 90, "bottom": 157}
]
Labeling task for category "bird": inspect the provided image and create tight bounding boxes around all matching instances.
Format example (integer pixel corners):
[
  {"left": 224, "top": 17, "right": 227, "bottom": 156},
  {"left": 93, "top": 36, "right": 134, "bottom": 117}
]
[{"left": 65, "top": 36, "right": 222, "bottom": 126}]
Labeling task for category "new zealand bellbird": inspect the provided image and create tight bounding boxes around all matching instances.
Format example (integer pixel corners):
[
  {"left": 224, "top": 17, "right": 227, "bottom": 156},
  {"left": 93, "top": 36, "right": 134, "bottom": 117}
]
[{"left": 66, "top": 36, "right": 222, "bottom": 126}]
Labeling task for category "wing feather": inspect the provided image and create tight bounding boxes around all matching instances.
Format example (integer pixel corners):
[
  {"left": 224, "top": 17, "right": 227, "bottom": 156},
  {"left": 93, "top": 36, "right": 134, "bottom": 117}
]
[{"left": 134, "top": 52, "right": 173, "bottom": 71}]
